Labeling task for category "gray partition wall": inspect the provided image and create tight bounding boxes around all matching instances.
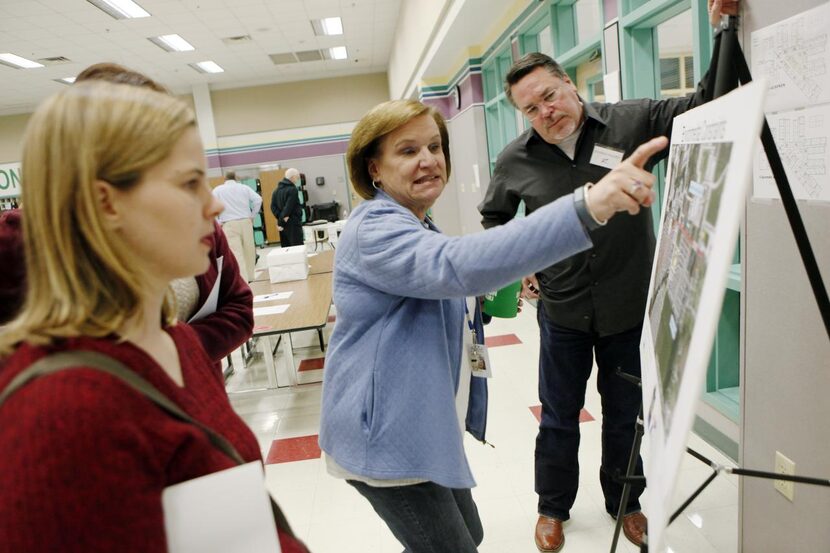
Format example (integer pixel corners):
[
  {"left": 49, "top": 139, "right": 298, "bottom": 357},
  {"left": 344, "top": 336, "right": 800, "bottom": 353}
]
[{"left": 740, "top": 1, "right": 830, "bottom": 550}]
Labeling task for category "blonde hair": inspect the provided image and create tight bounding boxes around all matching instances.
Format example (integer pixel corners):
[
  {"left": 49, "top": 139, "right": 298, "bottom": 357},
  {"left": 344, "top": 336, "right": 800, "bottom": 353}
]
[
  {"left": 75, "top": 62, "right": 169, "bottom": 93},
  {"left": 347, "top": 100, "right": 451, "bottom": 200},
  {"left": 0, "top": 81, "right": 196, "bottom": 354}
]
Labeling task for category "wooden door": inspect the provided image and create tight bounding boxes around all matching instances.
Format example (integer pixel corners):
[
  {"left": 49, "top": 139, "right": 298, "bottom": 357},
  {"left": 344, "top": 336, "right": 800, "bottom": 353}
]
[{"left": 259, "top": 169, "right": 287, "bottom": 245}]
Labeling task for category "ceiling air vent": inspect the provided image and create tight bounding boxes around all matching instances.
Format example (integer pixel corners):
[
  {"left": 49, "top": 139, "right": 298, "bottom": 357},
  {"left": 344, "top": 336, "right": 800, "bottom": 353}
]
[
  {"left": 295, "top": 49, "right": 323, "bottom": 62},
  {"left": 222, "top": 35, "right": 252, "bottom": 45},
  {"left": 270, "top": 52, "right": 297, "bottom": 65},
  {"left": 38, "top": 56, "right": 72, "bottom": 65},
  {"left": 270, "top": 50, "right": 327, "bottom": 65}
]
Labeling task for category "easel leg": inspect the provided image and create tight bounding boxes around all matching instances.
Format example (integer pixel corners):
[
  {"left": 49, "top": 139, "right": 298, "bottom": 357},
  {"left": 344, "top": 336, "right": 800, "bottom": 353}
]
[{"left": 610, "top": 403, "right": 645, "bottom": 553}]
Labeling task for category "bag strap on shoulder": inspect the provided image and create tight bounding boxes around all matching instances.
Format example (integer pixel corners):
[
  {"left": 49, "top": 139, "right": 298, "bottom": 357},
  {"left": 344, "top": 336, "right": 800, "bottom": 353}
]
[
  {"left": 0, "top": 350, "right": 244, "bottom": 464},
  {"left": 0, "top": 348, "right": 298, "bottom": 539}
]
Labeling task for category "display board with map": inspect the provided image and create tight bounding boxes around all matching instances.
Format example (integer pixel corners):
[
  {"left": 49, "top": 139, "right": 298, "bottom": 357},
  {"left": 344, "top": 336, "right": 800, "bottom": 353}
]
[{"left": 639, "top": 80, "right": 767, "bottom": 553}]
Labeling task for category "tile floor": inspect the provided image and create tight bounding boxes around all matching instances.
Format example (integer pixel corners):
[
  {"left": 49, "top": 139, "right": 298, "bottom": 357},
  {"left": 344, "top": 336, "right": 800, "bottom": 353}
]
[{"left": 226, "top": 250, "right": 739, "bottom": 552}]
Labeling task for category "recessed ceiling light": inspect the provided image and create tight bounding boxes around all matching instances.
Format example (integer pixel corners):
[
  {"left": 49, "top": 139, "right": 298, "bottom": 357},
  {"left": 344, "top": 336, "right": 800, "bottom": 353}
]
[
  {"left": 190, "top": 61, "right": 224, "bottom": 74},
  {"left": 0, "top": 53, "right": 44, "bottom": 69},
  {"left": 57, "top": 77, "right": 77, "bottom": 84},
  {"left": 311, "top": 17, "right": 343, "bottom": 36},
  {"left": 149, "top": 34, "right": 195, "bottom": 52},
  {"left": 328, "top": 46, "right": 348, "bottom": 60},
  {"left": 86, "top": 0, "right": 150, "bottom": 19}
]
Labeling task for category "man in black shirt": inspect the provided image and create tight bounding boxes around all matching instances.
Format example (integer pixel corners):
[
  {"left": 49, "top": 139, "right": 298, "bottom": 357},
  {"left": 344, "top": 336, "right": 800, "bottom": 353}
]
[
  {"left": 271, "top": 168, "right": 305, "bottom": 248},
  {"left": 479, "top": 2, "right": 735, "bottom": 549}
]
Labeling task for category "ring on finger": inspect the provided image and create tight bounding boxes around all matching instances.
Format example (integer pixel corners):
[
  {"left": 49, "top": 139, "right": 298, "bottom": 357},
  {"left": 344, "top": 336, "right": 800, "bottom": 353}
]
[{"left": 630, "top": 179, "right": 644, "bottom": 194}]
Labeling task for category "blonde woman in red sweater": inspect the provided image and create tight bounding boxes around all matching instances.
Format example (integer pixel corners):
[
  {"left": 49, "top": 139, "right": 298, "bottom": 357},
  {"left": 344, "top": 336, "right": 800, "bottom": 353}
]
[
  {"left": 0, "top": 81, "right": 306, "bottom": 552},
  {"left": 0, "top": 64, "right": 255, "bottom": 376}
]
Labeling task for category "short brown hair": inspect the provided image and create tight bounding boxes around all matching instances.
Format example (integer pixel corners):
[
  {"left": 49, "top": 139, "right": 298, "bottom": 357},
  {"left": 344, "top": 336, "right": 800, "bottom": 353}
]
[
  {"left": 504, "top": 53, "right": 568, "bottom": 108},
  {"left": 75, "top": 62, "right": 169, "bottom": 93},
  {"left": 347, "top": 100, "right": 451, "bottom": 200}
]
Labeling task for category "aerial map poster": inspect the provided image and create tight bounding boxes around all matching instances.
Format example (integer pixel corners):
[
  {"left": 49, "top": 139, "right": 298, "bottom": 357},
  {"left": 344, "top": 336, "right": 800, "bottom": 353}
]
[{"left": 639, "top": 80, "right": 767, "bottom": 553}]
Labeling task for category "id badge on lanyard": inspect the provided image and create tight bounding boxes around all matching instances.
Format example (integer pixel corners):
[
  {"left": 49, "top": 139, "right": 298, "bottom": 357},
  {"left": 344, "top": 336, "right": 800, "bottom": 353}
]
[{"left": 465, "top": 303, "right": 492, "bottom": 378}]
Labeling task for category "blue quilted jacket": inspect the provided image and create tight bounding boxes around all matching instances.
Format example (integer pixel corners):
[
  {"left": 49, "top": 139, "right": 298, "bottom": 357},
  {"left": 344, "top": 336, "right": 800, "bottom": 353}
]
[{"left": 319, "top": 189, "right": 591, "bottom": 488}]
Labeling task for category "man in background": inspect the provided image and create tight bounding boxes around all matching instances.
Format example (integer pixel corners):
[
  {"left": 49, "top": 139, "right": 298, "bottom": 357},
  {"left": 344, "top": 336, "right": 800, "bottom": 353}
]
[
  {"left": 212, "top": 170, "right": 262, "bottom": 281},
  {"left": 479, "top": 1, "right": 736, "bottom": 549},
  {"left": 271, "top": 168, "right": 304, "bottom": 248}
]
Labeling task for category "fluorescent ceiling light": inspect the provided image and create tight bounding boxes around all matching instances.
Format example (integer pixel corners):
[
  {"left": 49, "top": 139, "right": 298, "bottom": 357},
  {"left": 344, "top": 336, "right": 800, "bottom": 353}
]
[
  {"left": 60, "top": 77, "right": 76, "bottom": 84},
  {"left": 190, "top": 61, "right": 224, "bottom": 74},
  {"left": 328, "top": 46, "right": 348, "bottom": 60},
  {"left": 86, "top": 0, "right": 150, "bottom": 19},
  {"left": 312, "top": 17, "right": 343, "bottom": 36},
  {"left": 150, "top": 34, "right": 195, "bottom": 52},
  {"left": 0, "top": 53, "right": 44, "bottom": 69}
]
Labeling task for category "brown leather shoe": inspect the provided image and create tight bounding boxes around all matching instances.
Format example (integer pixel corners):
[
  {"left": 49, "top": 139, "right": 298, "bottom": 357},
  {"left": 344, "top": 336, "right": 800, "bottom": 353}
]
[
  {"left": 622, "top": 511, "right": 648, "bottom": 547},
  {"left": 535, "top": 515, "right": 565, "bottom": 552}
]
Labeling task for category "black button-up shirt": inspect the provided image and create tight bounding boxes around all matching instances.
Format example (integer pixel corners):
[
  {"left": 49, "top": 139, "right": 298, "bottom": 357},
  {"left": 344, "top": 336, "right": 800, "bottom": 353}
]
[{"left": 480, "top": 86, "right": 709, "bottom": 336}]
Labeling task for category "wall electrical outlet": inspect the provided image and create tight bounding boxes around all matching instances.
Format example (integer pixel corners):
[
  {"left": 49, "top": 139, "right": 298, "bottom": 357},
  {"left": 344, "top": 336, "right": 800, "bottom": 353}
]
[{"left": 774, "top": 451, "right": 795, "bottom": 502}]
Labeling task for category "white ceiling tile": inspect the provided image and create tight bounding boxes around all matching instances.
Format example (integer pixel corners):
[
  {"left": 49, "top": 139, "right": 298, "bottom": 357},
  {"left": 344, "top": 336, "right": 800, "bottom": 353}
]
[
  {"left": 5, "top": 16, "right": 44, "bottom": 31},
  {"left": 4, "top": 1, "right": 54, "bottom": 17},
  {"left": 0, "top": 0, "right": 401, "bottom": 115},
  {"left": 144, "top": 2, "right": 192, "bottom": 15}
]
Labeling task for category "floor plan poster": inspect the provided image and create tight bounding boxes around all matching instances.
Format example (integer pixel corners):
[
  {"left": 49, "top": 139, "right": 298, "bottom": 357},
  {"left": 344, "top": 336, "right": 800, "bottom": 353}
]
[
  {"left": 639, "top": 80, "right": 767, "bottom": 553},
  {"left": 754, "top": 103, "right": 830, "bottom": 201},
  {"left": 751, "top": 2, "right": 830, "bottom": 200}
]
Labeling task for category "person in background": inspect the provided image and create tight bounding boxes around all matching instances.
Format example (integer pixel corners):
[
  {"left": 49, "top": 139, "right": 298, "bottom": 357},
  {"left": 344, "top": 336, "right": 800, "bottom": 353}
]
[
  {"left": 0, "top": 80, "right": 307, "bottom": 553},
  {"left": 319, "top": 98, "right": 666, "bottom": 552},
  {"left": 212, "top": 170, "right": 262, "bottom": 280},
  {"left": 0, "top": 208, "right": 25, "bottom": 324},
  {"left": 271, "top": 167, "right": 304, "bottom": 247},
  {"left": 0, "top": 63, "right": 254, "bottom": 375},
  {"left": 478, "top": 1, "right": 738, "bottom": 549}
]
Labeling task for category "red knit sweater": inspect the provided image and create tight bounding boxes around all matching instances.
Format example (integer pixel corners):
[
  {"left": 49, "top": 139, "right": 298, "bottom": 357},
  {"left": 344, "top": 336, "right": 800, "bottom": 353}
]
[
  {"left": 190, "top": 221, "right": 254, "bottom": 365},
  {"left": 0, "top": 325, "right": 306, "bottom": 553},
  {"left": 0, "top": 213, "right": 254, "bottom": 365}
]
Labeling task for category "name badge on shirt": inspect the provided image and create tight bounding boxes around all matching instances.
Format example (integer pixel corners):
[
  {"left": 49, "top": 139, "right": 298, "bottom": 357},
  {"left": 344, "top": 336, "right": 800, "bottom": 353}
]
[
  {"left": 468, "top": 343, "right": 493, "bottom": 378},
  {"left": 589, "top": 144, "right": 624, "bottom": 170}
]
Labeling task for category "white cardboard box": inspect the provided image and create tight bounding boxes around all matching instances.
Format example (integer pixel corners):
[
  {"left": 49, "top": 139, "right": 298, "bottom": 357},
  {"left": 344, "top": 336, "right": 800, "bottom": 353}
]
[
  {"left": 266, "top": 245, "right": 307, "bottom": 267},
  {"left": 268, "top": 263, "right": 308, "bottom": 283}
]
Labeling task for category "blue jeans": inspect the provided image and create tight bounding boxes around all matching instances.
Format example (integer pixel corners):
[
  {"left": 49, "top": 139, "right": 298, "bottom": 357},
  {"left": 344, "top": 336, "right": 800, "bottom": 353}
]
[
  {"left": 348, "top": 480, "right": 483, "bottom": 552},
  {"left": 535, "top": 307, "right": 645, "bottom": 521}
]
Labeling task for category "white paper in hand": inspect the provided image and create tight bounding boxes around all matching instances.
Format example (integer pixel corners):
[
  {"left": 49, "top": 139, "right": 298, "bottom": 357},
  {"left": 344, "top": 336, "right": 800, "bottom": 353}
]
[{"left": 162, "top": 462, "right": 281, "bottom": 553}]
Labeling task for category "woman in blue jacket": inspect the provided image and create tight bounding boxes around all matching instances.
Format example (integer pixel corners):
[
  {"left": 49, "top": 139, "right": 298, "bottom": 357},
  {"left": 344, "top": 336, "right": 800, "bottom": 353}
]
[{"left": 319, "top": 99, "right": 666, "bottom": 552}]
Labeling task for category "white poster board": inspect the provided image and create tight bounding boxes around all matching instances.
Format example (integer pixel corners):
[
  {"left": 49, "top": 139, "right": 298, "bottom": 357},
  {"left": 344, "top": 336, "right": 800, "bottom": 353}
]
[
  {"left": 751, "top": 2, "right": 830, "bottom": 201},
  {"left": 639, "top": 80, "right": 767, "bottom": 552}
]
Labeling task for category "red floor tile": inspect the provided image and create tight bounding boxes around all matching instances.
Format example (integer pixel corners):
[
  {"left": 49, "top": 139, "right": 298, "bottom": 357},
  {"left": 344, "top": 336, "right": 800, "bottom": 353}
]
[
  {"left": 529, "top": 405, "right": 594, "bottom": 423},
  {"left": 485, "top": 333, "right": 522, "bottom": 347},
  {"left": 298, "top": 357, "right": 325, "bottom": 372},
  {"left": 265, "top": 435, "right": 321, "bottom": 464}
]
